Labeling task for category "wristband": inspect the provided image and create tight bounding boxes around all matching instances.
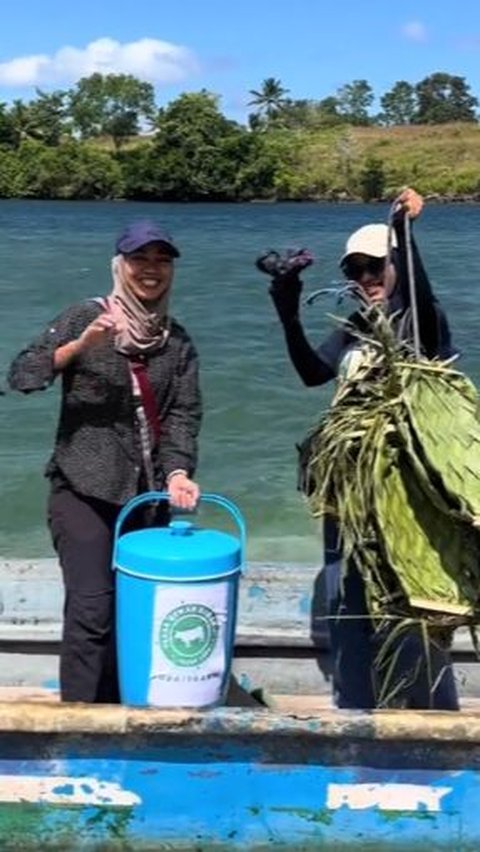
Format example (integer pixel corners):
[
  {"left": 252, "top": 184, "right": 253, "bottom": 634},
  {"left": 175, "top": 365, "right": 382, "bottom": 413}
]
[{"left": 166, "top": 469, "right": 188, "bottom": 485}]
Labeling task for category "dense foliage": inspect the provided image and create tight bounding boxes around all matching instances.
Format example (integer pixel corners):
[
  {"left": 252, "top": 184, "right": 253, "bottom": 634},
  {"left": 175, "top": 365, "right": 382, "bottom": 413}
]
[{"left": 1, "top": 72, "right": 480, "bottom": 200}]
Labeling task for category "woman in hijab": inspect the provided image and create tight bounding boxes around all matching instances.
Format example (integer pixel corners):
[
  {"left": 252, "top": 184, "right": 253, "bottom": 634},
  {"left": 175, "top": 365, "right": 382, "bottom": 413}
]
[{"left": 8, "top": 220, "right": 202, "bottom": 704}]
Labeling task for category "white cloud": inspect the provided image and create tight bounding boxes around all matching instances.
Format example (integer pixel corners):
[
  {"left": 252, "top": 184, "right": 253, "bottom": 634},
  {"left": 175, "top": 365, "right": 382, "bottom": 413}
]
[
  {"left": 0, "top": 37, "right": 200, "bottom": 87},
  {"left": 401, "top": 21, "right": 427, "bottom": 42}
]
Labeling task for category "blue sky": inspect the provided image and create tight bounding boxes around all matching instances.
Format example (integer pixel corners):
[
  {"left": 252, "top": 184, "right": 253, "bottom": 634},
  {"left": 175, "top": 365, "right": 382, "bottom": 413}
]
[{"left": 1, "top": 0, "right": 480, "bottom": 123}]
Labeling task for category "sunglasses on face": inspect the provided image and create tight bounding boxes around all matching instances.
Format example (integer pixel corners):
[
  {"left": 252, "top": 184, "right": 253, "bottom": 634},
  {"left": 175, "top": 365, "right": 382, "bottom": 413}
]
[{"left": 342, "top": 256, "right": 386, "bottom": 282}]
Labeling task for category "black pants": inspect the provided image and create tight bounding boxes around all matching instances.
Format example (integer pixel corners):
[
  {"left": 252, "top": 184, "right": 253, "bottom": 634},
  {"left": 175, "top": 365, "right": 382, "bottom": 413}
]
[
  {"left": 48, "top": 483, "right": 168, "bottom": 703},
  {"left": 324, "top": 518, "right": 459, "bottom": 710}
]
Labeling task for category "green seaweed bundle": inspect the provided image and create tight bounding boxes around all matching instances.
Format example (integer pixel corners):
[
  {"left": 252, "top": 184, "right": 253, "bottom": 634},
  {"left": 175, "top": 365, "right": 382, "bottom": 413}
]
[{"left": 305, "top": 308, "right": 480, "bottom": 630}]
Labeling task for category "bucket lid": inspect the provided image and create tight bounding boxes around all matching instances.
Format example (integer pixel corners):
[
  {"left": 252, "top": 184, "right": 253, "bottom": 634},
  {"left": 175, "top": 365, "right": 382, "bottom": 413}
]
[{"left": 115, "top": 520, "right": 242, "bottom": 581}]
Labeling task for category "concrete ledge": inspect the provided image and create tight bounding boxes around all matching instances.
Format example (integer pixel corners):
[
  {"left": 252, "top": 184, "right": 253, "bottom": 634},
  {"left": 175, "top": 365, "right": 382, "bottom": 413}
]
[
  {"left": 0, "top": 699, "right": 478, "bottom": 740},
  {"left": 0, "top": 558, "right": 328, "bottom": 647},
  {"left": 0, "top": 558, "right": 477, "bottom": 654}
]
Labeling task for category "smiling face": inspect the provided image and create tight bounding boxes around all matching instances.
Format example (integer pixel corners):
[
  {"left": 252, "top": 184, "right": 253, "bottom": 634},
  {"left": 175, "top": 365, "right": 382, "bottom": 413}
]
[
  {"left": 342, "top": 253, "right": 397, "bottom": 304},
  {"left": 122, "top": 241, "right": 175, "bottom": 303}
]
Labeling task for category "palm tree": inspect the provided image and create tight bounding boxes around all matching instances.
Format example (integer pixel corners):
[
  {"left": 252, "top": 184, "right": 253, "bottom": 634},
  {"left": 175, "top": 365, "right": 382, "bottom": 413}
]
[
  {"left": 248, "top": 77, "right": 290, "bottom": 121},
  {"left": 8, "top": 100, "right": 44, "bottom": 148}
]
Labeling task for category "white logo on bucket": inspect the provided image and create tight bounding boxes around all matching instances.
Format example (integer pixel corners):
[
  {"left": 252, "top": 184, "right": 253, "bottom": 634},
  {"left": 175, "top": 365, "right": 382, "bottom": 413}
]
[{"left": 147, "top": 583, "right": 230, "bottom": 708}]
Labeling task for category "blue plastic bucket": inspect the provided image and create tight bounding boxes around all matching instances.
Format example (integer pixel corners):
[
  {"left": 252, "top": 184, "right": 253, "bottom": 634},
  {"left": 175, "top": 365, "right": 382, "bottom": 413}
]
[{"left": 112, "top": 492, "right": 245, "bottom": 708}]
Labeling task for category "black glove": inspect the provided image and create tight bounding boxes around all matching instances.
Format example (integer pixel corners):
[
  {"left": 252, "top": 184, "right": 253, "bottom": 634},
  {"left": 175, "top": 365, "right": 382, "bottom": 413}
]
[
  {"left": 256, "top": 247, "right": 314, "bottom": 280},
  {"left": 256, "top": 248, "right": 314, "bottom": 324}
]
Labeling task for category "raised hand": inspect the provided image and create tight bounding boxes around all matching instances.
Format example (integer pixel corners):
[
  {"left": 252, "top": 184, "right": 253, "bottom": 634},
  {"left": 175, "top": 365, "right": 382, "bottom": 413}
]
[
  {"left": 257, "top": 248, "right": 314, "bottom": 325},
  {"left": 76, "top": 312, "right": 119, "bottom": 353},
  {"left": 256, "top": 247, "right": 314, "bottom": 280},
  {"left": 394, "top": 187, "right": 424, "bottom": 220}
]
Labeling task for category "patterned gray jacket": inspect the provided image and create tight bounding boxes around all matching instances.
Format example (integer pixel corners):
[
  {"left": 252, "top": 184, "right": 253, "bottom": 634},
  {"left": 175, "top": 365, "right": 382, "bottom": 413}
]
[{"left": 8, "top": 300, "right": 202, "bottom": 505}]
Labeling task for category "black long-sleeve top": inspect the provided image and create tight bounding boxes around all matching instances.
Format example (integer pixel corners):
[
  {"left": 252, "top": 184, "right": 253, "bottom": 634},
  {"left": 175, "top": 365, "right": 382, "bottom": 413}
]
[
  {"left": 8, "top": 300, "right": 202, "bottom": 505},
  {"left": 270, "top": 218, "right": 454, "bottom": 387}
]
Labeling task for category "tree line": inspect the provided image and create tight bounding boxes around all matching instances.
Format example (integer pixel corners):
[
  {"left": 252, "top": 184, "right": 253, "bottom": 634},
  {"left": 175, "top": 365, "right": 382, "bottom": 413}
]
[
  {"left": 0, "top": 71, "right": 479, "bottom": 201},
  {"left": 249, "top": 73, "right": 479, "bottom": 128}
]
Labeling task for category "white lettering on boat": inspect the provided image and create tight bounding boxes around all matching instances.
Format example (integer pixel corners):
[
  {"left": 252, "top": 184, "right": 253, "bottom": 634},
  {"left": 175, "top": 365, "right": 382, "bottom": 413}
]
[
  {"left": 0, "top": 775, "right": 141, "bottom": 806},
  {"left": 326, "top": 782, "right": 452, "bottom": 812}
]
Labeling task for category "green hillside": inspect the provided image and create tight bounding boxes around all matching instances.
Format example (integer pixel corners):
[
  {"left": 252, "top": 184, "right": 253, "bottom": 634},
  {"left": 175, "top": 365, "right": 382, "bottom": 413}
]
[{"left": 266, "top": 123, "right": 480, "bottom": 201}]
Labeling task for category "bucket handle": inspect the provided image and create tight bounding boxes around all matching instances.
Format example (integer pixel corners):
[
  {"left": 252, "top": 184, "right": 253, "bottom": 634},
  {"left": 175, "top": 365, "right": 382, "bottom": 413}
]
[{"left": 112, "top": 491, "right": 246, "bottom": 570}]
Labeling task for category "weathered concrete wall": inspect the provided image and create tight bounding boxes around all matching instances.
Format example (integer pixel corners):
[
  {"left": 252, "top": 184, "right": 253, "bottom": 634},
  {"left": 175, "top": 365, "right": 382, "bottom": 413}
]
[{"left": 0, "top": 559, "right": 479, "bottom": 699}]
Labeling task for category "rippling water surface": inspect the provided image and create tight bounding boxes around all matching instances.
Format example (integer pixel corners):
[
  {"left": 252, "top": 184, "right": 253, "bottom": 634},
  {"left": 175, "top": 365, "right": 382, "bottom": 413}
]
[{"left": 1, "top": 200, "right": 479, "bottom": 560}]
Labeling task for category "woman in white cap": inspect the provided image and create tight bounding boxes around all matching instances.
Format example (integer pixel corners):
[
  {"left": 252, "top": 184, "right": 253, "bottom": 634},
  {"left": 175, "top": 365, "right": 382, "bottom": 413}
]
[
  {"left": 266, "top": 187, "right": 458, "bottom": 711},
  {"left": 270, "top": 188, "right": 452, "bottom": 386},
  {"left": 8, "top": 220, "right": 202, "bottom": 704}
]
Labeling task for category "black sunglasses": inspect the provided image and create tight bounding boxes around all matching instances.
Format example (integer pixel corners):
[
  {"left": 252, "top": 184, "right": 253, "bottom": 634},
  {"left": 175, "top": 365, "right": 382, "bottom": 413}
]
[{"left": 342, "top": 256, "right": 387, "bottom": 282}]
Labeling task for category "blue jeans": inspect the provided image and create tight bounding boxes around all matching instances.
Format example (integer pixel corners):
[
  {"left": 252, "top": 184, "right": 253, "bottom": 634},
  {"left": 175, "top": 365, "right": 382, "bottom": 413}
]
[{"left": 324, "top": 518, "right": 459, "bottom": 711}]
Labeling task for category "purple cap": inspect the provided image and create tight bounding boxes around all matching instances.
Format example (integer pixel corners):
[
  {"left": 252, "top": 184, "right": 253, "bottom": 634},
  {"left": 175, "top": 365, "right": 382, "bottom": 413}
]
[{"left": 115, "top": 220, "right": 180, "bottom": 257}]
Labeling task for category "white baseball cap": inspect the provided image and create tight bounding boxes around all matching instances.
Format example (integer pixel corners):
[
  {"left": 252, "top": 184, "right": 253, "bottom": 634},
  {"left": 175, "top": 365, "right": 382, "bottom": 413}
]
[{"left": 340, "top": 224, "right": 398, "bottom": 264}]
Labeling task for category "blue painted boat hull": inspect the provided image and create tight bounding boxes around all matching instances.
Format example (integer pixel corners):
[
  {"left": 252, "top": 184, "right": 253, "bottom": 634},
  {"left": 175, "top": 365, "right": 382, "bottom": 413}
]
[
  {"left": 0, "top": 559, "right": 479, "bottom": 847},
  {"left": 0, "top": 703, "right": 479, "bottom": 849}
]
